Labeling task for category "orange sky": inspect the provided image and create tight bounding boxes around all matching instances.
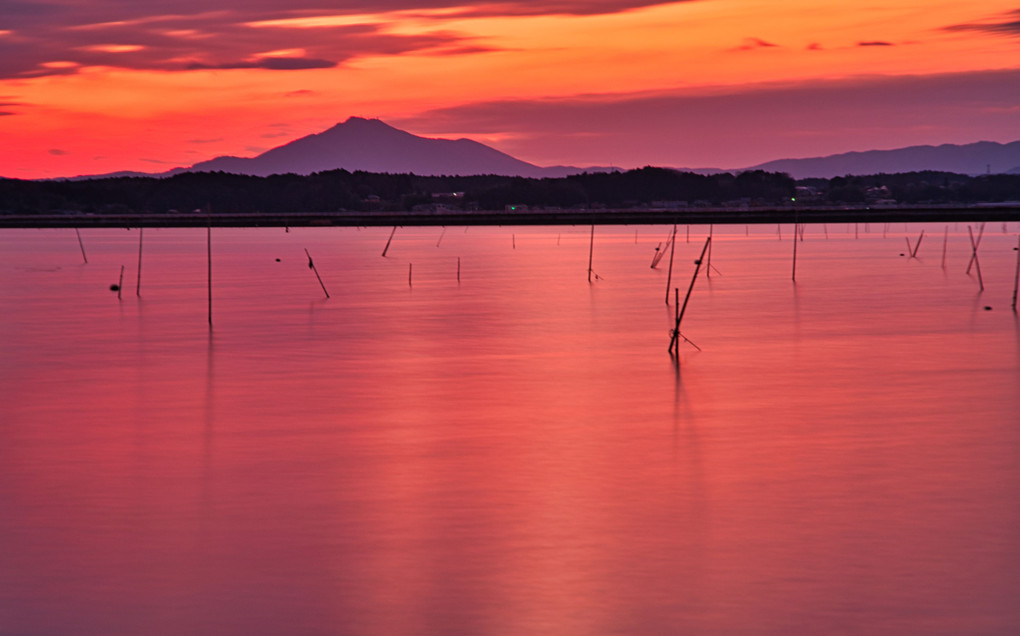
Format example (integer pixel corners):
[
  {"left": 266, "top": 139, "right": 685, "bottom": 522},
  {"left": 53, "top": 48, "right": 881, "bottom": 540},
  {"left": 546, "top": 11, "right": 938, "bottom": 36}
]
[{"left": 2, "top": 0, "right": 1019, "bottom": 178}]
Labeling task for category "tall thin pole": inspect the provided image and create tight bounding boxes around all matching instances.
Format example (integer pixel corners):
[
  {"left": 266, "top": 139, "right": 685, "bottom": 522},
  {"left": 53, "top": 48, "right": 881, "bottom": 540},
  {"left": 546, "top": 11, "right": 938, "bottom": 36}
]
[
  {"left": 1011, "top": 235, "right": 1019, "bottom": 312},
  {"left": 75, "top": 228, "right": 88, "bottom": 264},
  {"left": 665, "top": 224, "right": 677, "bottom": 304},
  {"left": 706, "top": 225, "right": 714, "bottom": 275},
  {"left": 941, "top": 226, "right": 948, "bottom": 269},
  {"left": 207, "top": 213, "right": 213, "bottom": 328},
  {"left": 136, "top": 227, "right": 143, "bottom": 296},
  {"left": 117, "top": 265, "right": 124, "bottom": 300},
  {"left": 792, "top": 223, "right": 798, "bottom": 281},
  {"left": 587, "top": 225, "right": 595, "bottom": 281},
  {"left": 669, "top": 236, "right": 711, "bottom": 355}
]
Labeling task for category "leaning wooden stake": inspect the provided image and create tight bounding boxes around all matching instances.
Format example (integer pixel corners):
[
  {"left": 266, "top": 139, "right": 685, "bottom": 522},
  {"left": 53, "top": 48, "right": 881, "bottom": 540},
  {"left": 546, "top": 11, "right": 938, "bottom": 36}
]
[
  {"left": 668, "top": 236, "right": 711, "bottom": 355},
  {"left": 911, "top": 230, "right": 925, "bottom": 258},
  {"left": 304, "top": 248, "right": 329, "bottom": 298},
  {"left": 382, "top": 226, "right": 397, "bottom": 257},
  {"left": 664, "top": 224, "right": 677, "bottom": 304},
  {"left": 117, "top": 265, "right": 125, "bottom": 300},
  {"left": 75, "top": 228, "right": 88, "bottom": 264}
]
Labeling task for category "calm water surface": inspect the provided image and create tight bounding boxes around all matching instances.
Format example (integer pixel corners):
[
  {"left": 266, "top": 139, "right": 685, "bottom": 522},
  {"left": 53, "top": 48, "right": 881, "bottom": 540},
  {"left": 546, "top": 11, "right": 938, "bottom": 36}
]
[{"left": 2, "top": 223, "right": 1019, "bottom": 635}]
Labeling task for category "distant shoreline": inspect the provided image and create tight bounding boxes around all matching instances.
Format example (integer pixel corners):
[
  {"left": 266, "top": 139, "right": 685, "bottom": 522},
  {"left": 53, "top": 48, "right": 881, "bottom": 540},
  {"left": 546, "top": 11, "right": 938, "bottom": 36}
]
[{"left": 1, "top": 204, "right": 1019, "bottom": 229}]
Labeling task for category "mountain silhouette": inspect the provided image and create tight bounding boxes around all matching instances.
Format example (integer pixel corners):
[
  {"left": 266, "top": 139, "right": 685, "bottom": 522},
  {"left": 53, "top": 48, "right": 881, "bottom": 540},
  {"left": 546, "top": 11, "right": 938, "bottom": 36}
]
[
  {"left": 178, "top": 117, "right": 568, "bottom": 178},
  {"left": 745, "top": 141, "right": 1020, "bottom": 178}
]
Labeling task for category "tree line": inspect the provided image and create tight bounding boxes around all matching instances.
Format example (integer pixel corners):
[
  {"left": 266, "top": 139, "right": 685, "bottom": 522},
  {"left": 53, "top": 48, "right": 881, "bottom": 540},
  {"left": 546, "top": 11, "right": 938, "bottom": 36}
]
[{"left": 1, "top": 167, "right": 1019, "bottom": 215}]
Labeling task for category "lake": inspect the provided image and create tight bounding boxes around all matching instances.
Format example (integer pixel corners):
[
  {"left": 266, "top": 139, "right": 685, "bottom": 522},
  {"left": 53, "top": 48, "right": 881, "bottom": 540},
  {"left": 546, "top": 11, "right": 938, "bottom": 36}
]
[{"left": 2, "top": 222, "right": 1019, "bottom": 635}]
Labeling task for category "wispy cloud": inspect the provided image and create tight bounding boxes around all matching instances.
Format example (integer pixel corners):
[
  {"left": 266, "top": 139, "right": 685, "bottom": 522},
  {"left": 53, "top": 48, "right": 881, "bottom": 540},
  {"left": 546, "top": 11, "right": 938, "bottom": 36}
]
[
  {"left": 0, "top": 0, "right": 693, "bottom": 79},
  {"left": 48, "top": 149, "right": 68, "bottom": 155},
  {"left": 858, "top": 41, "right": 893, "bottom": 46}
]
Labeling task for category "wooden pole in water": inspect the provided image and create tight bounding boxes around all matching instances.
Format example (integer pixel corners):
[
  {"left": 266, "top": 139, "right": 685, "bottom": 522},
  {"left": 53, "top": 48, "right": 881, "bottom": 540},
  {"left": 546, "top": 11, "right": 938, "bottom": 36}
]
[
  {"left": 911, "top": 230, "right": 924, "bottom": 258},
  {"left": 668, "top": 236, "right": 711, "bottom": 355},
  {"left": 587, "top": 224, "right": 595, "bottom": 283},
  {"left": 436, "top": 227, "right": 446, "bottom": 247},
  {"left": 75, "top": 228, "right": 88, "bottom": 264},
  {"left": 207, "top": 215, "right": 212, "bottom": 328},
  {"left": 664, "top": 224, "right": 677, "bottom": 304},
  {"left": 1011, "top": 235, "right": 1019, "bottom": 311},
  {"left": 941, "top": 226, "right": 948, "bottom": 269},
  {"left": 304, "top": 248, "right": 329, "bottom": 298},
  {"left": 382, "top": 226, "right": 397, "bottom": 257},
  {"left": 706, "top": 225, "right": 714, "bottom": 276},
  {"left": 968, "top": 225, "right": 984, "bottom": 291},
  {"left": 792, "top": 223, "right": 798, "bottom": 281},
  {"left": 136, "top": 227, "right": 143, "bottom": 296},
  {"left": 967, "top": 222, "right": 985, "bottom": 274},
  {"left": 117, "top": 265, "right": 124, "bottom": 300},
  {"left": 904, "top": 237, "right": 912, "bottom": 254},
  {"left": 408, "top": 263, "right": 413, "bottom": 287},
  {"left": 457, "top": 256, "right": 461, "bottom": 283}
]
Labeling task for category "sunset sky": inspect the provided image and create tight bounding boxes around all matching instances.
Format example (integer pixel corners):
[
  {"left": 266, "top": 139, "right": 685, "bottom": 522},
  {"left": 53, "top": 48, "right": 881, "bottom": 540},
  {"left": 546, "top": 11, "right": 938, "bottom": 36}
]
[{"left": 2, "top": 0, "right": 1019, "bottom": 178}]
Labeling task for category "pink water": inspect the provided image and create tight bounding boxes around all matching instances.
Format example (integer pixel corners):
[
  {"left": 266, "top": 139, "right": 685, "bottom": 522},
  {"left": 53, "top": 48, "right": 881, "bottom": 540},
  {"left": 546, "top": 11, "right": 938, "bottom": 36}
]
[{"left": 2, "top": 223, "right": 1019, "bottom": 635}]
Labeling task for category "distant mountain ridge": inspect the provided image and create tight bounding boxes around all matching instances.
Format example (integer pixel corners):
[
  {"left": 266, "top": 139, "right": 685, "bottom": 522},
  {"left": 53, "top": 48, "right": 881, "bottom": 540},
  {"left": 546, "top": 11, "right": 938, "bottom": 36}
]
[
  {"left": 745, "top": 141, "right": 1020, "bottom": 179},
  {"left": 49, "top": 118, "right": 1020, "bottom": 181}
]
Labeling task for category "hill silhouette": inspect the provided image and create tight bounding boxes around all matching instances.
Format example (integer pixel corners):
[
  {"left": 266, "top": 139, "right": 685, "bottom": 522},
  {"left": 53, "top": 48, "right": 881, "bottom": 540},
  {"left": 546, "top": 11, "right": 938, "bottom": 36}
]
[{"left": 746, "top": 141, "right": 1020, "bottom": 178}]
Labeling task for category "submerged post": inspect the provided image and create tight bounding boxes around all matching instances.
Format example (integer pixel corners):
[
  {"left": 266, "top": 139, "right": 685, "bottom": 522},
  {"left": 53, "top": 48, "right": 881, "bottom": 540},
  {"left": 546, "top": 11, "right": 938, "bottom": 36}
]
[
  {"left": 668, "top": 236, "right": 711, "bottom": 355},
  {"left": 75, "top": 228, "right": 88, "bottom": 264},
  {"left": 304, "top": 248, "right": 330, "bottom": 299}
]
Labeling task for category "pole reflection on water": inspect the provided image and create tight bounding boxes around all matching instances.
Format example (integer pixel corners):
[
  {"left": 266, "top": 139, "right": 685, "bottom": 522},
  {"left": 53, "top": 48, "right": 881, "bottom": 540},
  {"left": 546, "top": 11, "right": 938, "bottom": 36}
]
[{"left": 1, "top": 224, "right": 1019, "bottom": 635}]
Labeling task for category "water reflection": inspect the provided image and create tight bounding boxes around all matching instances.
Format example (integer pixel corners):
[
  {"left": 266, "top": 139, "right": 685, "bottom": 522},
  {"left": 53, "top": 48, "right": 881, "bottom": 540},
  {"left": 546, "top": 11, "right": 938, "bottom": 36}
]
[{"left": 1, "top": 224, "right": 1019, "bottom": 635}]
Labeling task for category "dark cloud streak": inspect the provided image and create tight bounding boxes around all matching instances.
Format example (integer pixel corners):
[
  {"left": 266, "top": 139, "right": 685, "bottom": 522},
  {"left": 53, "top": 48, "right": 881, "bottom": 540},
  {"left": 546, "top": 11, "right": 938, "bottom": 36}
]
[{"left": 944, "top": 9, "right": 1020, "bottom": 37}]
